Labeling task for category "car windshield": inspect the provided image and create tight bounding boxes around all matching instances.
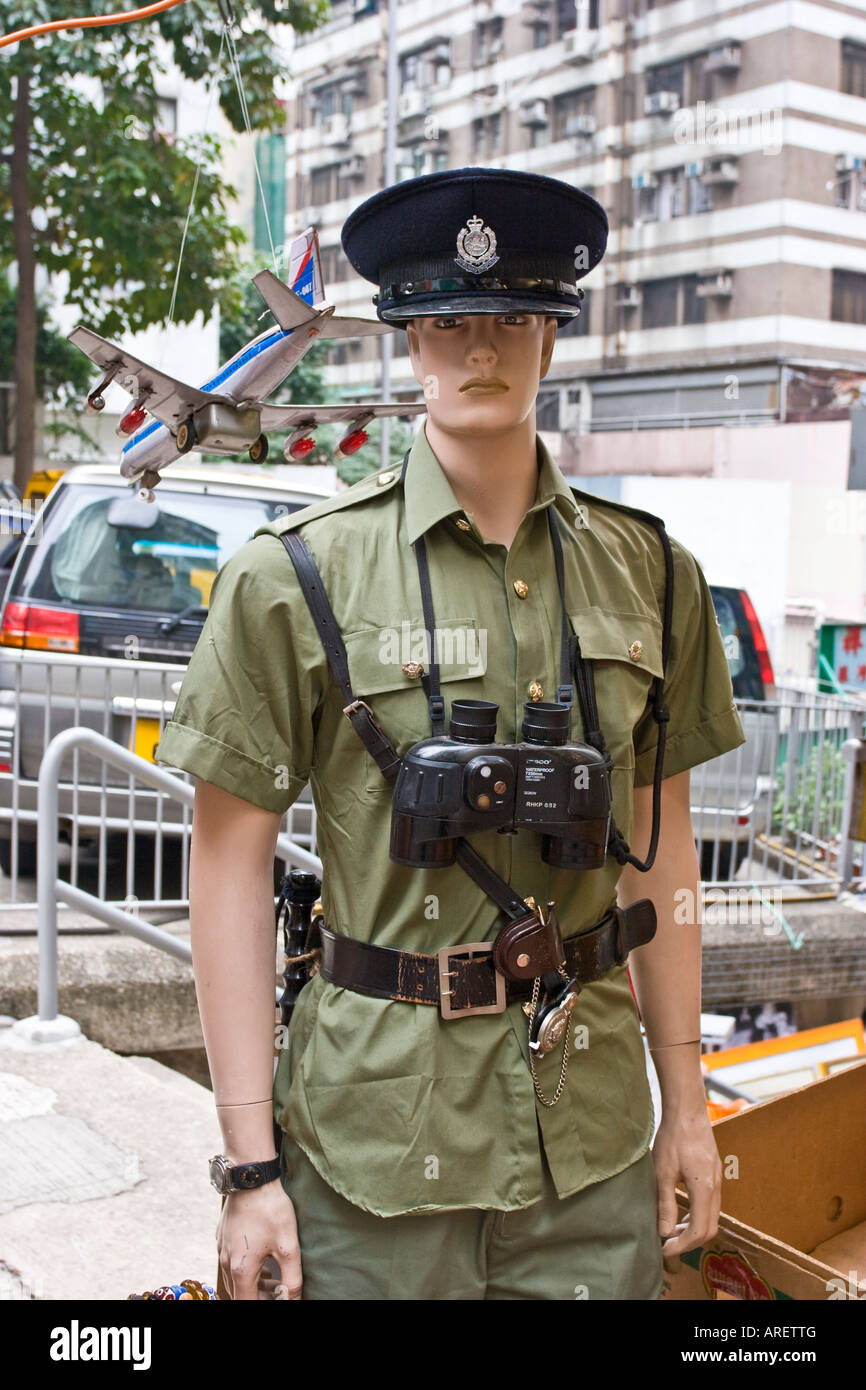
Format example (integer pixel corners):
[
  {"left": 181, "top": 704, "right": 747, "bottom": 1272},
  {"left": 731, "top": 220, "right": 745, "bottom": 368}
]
[{"left": 9, "top": 483, "right": 306, "bottom": 613}]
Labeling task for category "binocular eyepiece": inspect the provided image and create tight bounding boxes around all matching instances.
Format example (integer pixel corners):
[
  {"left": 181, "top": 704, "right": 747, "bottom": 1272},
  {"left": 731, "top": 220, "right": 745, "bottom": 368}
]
[{"left": 389, "top": 698, "right": 612, "bottom": 870}]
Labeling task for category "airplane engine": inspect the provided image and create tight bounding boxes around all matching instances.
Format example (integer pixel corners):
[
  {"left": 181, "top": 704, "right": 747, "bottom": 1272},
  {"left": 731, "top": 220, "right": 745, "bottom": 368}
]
[
  {"left": 284, "top": 428, "right": 316, "bottom": 462},
  {"left": 337, "top": 425, "right": 370, "bottom": 457}
]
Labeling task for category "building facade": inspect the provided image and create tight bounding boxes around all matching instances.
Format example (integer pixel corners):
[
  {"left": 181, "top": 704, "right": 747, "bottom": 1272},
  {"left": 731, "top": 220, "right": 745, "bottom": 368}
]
[{"left": 264, "top": 0, "right": 866, "bottom": 485}]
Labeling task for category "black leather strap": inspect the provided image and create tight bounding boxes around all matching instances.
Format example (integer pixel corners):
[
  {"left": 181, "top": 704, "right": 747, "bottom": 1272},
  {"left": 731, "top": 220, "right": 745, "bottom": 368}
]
[
  {"left": 319, "top": 898, "right": 657, "bottom": 1011},
  {"left": 228, "top": 1156, "right": 281, "bottom": 1191}
]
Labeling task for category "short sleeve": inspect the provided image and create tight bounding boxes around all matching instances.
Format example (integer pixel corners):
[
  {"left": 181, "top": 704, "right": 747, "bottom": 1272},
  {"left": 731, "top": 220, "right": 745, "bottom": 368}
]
[
  {"left": 631, "top": 536, "right": 746, "bottom": 787},
  {"left": 155, "top": 532, "right": 328, "bottom": 813}
]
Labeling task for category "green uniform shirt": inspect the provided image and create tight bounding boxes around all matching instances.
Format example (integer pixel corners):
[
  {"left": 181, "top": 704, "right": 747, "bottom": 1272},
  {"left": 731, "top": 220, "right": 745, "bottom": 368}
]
[{"left": 156, "top": 425, "right": 746, "bottom": 1217}]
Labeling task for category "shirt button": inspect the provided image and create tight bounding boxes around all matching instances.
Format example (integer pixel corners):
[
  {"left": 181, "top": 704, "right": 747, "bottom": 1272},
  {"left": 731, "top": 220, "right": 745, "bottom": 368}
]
[
  {"left": 377, "top": 471, "right": 395, "bottom": 487},
  {"left": 628, "top": 640, "right": 643, "bottom": 662},
  {"left": 528, "top": 681, "right": 544, "bottom": 701},
  {"left": 455, "top": 518, "right": 472, "bottom": 532},
  {"left": 513, "top": 579, "right": 529, "bottom": 599}
]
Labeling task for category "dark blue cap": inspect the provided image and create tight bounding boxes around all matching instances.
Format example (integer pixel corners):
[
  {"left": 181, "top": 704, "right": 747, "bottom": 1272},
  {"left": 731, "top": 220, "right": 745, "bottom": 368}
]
[{"left": 340, "top": 165, "right": 608, "bottom": 325}]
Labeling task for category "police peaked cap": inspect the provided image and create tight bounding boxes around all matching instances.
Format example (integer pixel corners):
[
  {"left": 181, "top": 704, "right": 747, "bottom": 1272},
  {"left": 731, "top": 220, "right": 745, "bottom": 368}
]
[{"left": 340, "top": 166, "right": 608, "bottom": 325}]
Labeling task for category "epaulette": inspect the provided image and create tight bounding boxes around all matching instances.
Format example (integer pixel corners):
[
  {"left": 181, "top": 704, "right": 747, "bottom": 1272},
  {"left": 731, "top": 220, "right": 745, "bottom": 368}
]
[
  {"left": 254, "top": 465, "right": 402, "bottom": 540},
  {"left": 568, "top": 485, "right": 668, "bottom": 534}
]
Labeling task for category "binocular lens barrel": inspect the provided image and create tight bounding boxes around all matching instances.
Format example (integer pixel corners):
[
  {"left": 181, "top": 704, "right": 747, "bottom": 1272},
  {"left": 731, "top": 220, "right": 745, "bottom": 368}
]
[
  {"left": 449, "top": 699, "right": 499, "bottom": 743},
  {"left": 521, "top": 701, "right": 571, "bottom": 746}
]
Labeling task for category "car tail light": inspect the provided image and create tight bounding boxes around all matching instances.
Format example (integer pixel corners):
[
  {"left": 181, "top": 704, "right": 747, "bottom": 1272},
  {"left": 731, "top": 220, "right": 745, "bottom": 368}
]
[
  {"left": 739, "top": 591, "right": 775, "bottom": 696},
  {"left": 0, "top": 602, "right": 79, "bottom": 652}
]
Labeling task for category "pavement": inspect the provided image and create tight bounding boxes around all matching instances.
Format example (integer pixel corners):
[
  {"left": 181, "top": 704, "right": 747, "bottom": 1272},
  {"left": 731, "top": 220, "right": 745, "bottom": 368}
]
[{"left": 0, "top": 1030, "right": 222, "bottom": 1300}]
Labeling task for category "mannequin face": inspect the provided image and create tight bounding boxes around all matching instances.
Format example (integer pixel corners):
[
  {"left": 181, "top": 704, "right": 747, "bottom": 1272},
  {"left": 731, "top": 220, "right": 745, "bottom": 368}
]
[{"left": 405, "top": 311, "right": 558, "bottom": 437}]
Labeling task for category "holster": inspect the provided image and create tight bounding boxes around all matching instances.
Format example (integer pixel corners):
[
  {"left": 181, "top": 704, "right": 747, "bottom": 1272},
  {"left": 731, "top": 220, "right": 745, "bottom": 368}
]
[{"left": 493, "top": 903, "right": 565, "bottom": 981}]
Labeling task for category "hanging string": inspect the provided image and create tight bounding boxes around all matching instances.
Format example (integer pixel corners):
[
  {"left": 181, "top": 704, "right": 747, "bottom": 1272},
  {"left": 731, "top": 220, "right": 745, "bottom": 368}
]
[{"left": 223, "top": 16, "right": 279, "bottom": 274}]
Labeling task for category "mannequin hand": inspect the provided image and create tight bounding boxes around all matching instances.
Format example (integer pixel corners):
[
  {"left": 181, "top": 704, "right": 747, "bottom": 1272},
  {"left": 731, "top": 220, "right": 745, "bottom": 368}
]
[
  {"left": 651, "top": 1107, "right": 721, "bottom": 1272},
  {"left": 217, "top": 1181, "right": 302, "bottom": 1300}
]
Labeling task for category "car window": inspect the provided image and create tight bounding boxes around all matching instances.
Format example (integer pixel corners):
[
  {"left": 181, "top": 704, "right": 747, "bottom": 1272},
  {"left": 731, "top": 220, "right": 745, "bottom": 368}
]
[
  {"left": 8, "top": 484, "right": 306, "bottom": 613},
  {"left": 709, "top": 585, "right": 765, "bottom": 701}
]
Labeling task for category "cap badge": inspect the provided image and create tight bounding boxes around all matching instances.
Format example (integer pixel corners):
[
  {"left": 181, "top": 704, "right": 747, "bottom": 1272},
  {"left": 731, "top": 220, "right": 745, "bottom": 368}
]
[{"left": 455, "top": 214, "right": 499, "bottom": 275}]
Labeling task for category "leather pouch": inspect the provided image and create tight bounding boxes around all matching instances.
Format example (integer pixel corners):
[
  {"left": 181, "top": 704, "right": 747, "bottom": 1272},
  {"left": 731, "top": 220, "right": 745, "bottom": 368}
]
[{"left": 493, "top": 903, "right": 565, "bottom": 981}]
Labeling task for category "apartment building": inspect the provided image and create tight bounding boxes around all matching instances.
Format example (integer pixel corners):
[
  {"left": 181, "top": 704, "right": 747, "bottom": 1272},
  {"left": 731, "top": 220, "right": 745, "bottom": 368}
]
[{"left": 246, "top": 0, "right": 866, "bottom": 485}]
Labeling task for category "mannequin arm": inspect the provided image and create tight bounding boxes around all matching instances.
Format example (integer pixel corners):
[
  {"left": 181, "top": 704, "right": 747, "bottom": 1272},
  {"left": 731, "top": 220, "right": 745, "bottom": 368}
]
[{"left": 617, "top": 769, "right": 721, "bottom": 1265}]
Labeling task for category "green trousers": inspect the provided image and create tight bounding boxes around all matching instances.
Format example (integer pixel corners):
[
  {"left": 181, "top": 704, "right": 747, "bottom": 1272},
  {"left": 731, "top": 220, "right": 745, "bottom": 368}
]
[{"left": 279, "top": 1134, "right": 664, "bottom": 1301}]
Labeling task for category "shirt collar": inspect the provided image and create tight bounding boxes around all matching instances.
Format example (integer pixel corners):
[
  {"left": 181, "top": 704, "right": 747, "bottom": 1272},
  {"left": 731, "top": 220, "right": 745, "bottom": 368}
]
[{"left": 402, "top": 421, "right": 579, "bottom": 546}]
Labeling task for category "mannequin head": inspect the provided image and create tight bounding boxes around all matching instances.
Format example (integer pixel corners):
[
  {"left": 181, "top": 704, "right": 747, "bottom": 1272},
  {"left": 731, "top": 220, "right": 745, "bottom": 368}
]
[{"left": 405, "top": 312, "right": 559, "bottom": 439}]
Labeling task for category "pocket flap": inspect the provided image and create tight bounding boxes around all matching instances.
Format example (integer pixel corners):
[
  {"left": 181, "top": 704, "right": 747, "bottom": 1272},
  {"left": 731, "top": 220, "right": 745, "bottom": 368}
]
[
  {"left": 569, "top": 608, "right": 664, "bottom": 681},
  {"left": 344, "top": 618, "right": 487, "bottom": 696}
]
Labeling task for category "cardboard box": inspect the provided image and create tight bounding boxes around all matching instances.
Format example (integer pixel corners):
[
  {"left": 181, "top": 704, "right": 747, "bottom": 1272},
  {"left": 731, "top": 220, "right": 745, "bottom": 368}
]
[{"left": 661, "top": 1059, "right": 866, "bottom": 1301}]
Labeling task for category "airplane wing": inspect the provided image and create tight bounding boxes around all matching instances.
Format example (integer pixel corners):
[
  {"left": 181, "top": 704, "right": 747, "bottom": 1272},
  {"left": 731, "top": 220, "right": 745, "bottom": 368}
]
[
  {"left": 253, "top": 269, "right": 392, "bottom": 338},
  {"left": 258, "top": 400, "right": 427, "bottom": 431},
  {"left": 68, "top": 326, "right": 213, "bottom": 429}
]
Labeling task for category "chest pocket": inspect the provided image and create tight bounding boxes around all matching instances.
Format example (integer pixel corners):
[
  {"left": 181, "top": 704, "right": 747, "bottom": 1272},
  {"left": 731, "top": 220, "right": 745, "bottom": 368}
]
[
  {"left": 343, "top": 618, "right": 487, "bottom": 794},
  {"left": 569, "top": 608, "right": 664, "bottom": 771}
]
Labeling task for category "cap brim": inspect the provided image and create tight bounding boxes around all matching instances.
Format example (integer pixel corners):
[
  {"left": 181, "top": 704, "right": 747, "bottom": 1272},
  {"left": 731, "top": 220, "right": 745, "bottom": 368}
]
[{"left": 379, "top": 293, "right": 581, "bottom": 323}]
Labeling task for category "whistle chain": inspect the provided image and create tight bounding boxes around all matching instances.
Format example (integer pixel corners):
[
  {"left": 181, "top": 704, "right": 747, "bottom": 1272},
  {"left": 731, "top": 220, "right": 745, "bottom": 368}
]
[{"left": 527, "top": 976, "right": 572, "bottom": 1108}]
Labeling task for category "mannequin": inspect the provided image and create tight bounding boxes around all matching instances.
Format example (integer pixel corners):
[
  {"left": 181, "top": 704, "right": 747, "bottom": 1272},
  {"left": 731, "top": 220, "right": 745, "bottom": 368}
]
[{"left": 185, "top": 308, "right": 721, "bottom": 1298}]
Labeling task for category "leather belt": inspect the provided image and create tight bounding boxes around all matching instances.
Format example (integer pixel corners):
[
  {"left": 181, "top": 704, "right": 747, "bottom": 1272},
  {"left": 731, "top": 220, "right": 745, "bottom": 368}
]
[{"left": 318, "top": 899, "right": 657, "bottom": 1019}]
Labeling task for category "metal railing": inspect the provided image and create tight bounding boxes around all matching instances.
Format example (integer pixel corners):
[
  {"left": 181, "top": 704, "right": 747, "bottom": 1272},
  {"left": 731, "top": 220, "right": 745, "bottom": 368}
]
[
  {"left": 692, "top": 688, "right": 865, "bottom": 890},
  {"left": 1, "top": 653, "right": 864, "bottom": 910},
  {"left": 0, "top": 649, "right": 317, "bottom": 907},
  {"left": 29, "top": 727, "right": 322, "bottom": 1034}
]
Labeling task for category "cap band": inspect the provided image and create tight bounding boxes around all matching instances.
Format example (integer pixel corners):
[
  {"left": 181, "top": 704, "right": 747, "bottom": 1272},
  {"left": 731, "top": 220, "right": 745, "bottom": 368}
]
[{"left": 375, "top": 274, "right": 581, "bottom": 305}]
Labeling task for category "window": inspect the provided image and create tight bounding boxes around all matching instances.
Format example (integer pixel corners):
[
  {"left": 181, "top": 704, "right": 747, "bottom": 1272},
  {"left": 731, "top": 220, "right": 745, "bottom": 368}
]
[
  {"left": 556, "top": 0, "right": 599, "bottom": 36},
  {"left": 400, "top": 142, "right": 450, "bottom": 177},
  {"left": 832, "top": 269, "right": 866, "bottom": 323},
  {"left": 646, "top": 60, "right": 685, "bottom": 104},
  {"left": 537, "top": 391, "right": 560, "bottom": 431},
  {"left": 682, "top": 275, "right": 706, "bottom": 325},
  {"left": 836, "top": 165, "right": 866, "bottom": 211},
  {"left": 641, "top": 276, "right": 706, "bottom": 329},
  {"left": 400, "top": 44, "right": 451, "bottom": 91},
  {"left": 474, "top": 17, "right": 503, "bottom": 64},
  {"left": 688, "top": 170, "right": 713, "bottom": 215},
  {"left": 842, "top": 41, "right": 866, "bottom": 98},
  {"left": 533, "top": 22, "right": 550, "bottom": 48},
  {"left": 553, "top": 87, "right": 595, "bottom": 140},
  {"left": 472, "top": 113, "right": 502, "bottom": 158},
  {"left": 311, "top": 164, "right": 339, "bottom": 204}
]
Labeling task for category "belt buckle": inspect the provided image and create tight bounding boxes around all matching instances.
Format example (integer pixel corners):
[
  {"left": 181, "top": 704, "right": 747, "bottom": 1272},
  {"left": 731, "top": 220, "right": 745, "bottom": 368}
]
[{"left": 437, "top": 942, "right": 507, "bottom": 1019}]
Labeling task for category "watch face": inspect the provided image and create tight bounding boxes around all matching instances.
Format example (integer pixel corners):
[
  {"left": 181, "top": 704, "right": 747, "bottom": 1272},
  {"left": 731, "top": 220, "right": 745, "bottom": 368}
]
[{"left": 208, "top": 1156, "right": 232, "bottom": 1193}]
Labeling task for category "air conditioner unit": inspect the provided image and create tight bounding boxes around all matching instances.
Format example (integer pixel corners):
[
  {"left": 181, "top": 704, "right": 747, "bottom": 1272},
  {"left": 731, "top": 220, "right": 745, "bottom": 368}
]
[
  {"left": 701, "top": 157, "right": 739, "bottom": 185},
  {"left": 836, "top": 154, "right": 865, "bottom": 173},
  {"left": 398, "top": 90, "right": 427, "bottom": 119},
  {"left": 684, "top": 159, "right": 705, "bottom": 178},
  {"left": 565, "top": 113, "right": 596, "bottom": 137},
  {"left": 489, "top": 37, "right": 504, "bottom": 58},
  {"left": 615, "top": 285, "right": 642, "bottom": 309},
  {"left": 520, "top": 99, "right": 548, "bottom": 127},
  {"left": 704, "top": 42, "right": 742, "bottom": 73},
  {"left": 644, "top": 91, "right": 680, "bottom": 115},
  {"left": 632, "top": 171, "right": 658, "bottom": 190},
  {"left": 322, "top": 112, "right": 350, "bottom": 145},
  {"left": 696, "top": 272, "right": 734, "bottom": 298},
  {"left": 520, "top": 0, "right": 551, "bottom": 25},
  {"left": 563, "top": 28, "right": 598, "bottom": 61},
  {"left": 429, "top": 40, "right": 451, "bottom": 64},
  {"left": 338, "top": 155, "right": 365, "bottom": 180}
]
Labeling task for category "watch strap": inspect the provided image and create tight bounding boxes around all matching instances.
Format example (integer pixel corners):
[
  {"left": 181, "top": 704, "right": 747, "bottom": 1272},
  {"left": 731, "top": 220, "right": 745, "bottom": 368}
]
[{"left": 228, "top": 1156, "right": 281, "bottom": 1191}]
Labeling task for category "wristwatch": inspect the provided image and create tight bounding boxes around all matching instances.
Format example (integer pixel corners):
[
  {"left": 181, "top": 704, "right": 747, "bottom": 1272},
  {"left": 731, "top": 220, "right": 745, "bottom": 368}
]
[{"left": 208, "top": 1154, "right": 281, "bottom": 1195}]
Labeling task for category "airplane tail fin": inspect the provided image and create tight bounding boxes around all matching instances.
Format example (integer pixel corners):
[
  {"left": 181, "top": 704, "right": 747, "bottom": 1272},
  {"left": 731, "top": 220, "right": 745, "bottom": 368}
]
[{"left": 287, "top": 226, "right": 325, "bottom": 308}]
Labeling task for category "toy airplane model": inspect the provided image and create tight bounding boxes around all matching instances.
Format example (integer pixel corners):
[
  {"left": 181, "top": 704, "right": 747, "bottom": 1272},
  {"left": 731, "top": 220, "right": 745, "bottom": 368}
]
[{"left": 68, "top": 227, "right": 426, "bottom": 491}]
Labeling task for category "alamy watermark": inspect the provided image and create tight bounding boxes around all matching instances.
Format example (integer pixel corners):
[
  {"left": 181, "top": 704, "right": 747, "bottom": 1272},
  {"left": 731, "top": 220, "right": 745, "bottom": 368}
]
[{"left": 378, "top": 622, "right": 487, "bottom": 671}]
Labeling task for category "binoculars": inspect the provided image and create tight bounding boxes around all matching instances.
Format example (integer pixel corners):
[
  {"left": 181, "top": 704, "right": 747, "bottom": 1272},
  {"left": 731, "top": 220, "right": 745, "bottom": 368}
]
[{"left": 389, "top": 699, "right": 612, "bottom": 869}]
